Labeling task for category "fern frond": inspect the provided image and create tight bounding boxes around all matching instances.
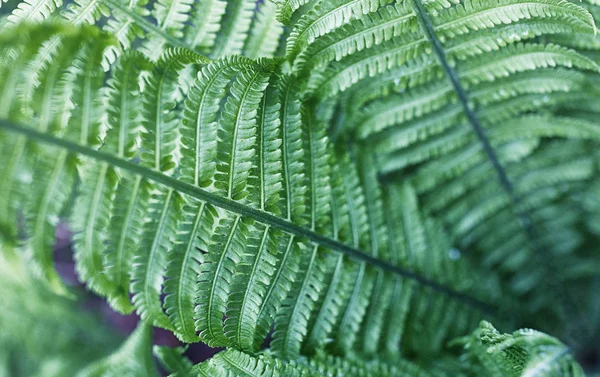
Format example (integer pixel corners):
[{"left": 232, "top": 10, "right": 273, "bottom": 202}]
[
  {"left": 292, "top": 2, "right": 417, "bottom": 73},
  {"left": 7, "top": 0, "right": 62, "bottom": 24},
  {"left": 244, "top": 0, "right": 285, "bottom": 59},
  {"left": 460, "top": 321, "right": 585, "bottom": 377},
  {"left": 130, "top": 186, "right": 182, "bottom": 330},
  {"left": 140, "top": 48, "right": 206, "bottom": 173},
  {"left": 0, "top": 23, "right": 495, "bottom": 356},
  {"left": 154, "top": 345, "right": 194, "bottom": 375},
  {"left": 326, "top": 153, "right": 374, "bottom": 354},
  {"left": 278, "top": 76, "right": 309, "bottom": 223},
  {"left": 210, "top": 0, "right": 256, "bottom": 58},
  {"left": 0, "top": 24, "right": 115, "bottom": 293},
  {"left": 0, "top": 253, "right": 119, "bottom": 376},
  {"left": 23, "top": 151, "right": 76, "bottom": 294},
  {"left": 307, "top": 35, "right": 432, "bottom": 97},
  {"left": 272, "top": 0, "right": 313, "bottom": 25},
  {"left": 196, "top": 214, "right": 251, "bottom": 347},
  {"left": 152, "top": 0, "right": 194, "bottom": 36},
  {"left": 286, "top": 0, "right": 395, "bottom": 60},
  {"left": 436, "top": 0, "right": 595, "bottom": 38},
  {"left": 68, "top": 39, "right": 117, "bottom": 293},
  {"left": 297, "top": 0, "right": 595, "bottom": 99},
  {"left": 183, "top": 0, "right": 227, "bottom": 53},
  {"left": 458, "top": 43, "right": 598, "bottom": 85},
  {"left": 352, "top": 68, "right": 583, "bottom": 145},
  {"left": 141, "top": 0, "right": 194, "bottom": 58},
  {"left": 2, "top": 0, "right": 598, "bottom": 369},
  {"left": 102, "top": 0, "right": 150, "bottom": 65},
  {"left": 73, "top": 51, "right": 147, "bottom": 309},
  {"left": 356, "top": 151, "right": 394, "bottom": 355},
  {"left": 164, "top": 199, "right": 216, "bottom": 340},
  {"left": 62, "top": 0, "right": 109, "bottom": 25},
  {"left": 213, "top": 61, "right": 272, "bottom": 201},
  {"left": 224, "top": 224, "right": 281, "bottom": 351},
  {"left": 190, "top": 348, "right": 433, "bottom": 377},
  {"left": 271, "top": 242, "right": 330, "bottom": 359}
]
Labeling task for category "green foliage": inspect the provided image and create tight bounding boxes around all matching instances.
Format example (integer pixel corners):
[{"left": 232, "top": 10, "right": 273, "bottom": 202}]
[
  {"left": 0, "top": 252, "right": 119, "bottom": 376},
  {"left": 0, "top": 0, "right": 598, "bottom": 376},
  {"left": 458, "top": 321, "right": 585, "bottom": 377},
  {"left": 76, "top": 323, "right": 159, "bottom": 377},
  {"left": 188, "top": 349, "right": 432, "bottom": 377}
]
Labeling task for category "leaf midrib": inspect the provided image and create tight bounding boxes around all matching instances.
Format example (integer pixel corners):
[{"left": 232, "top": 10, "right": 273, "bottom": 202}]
[
  {"left": 176, "top": 201, "right": 206, "bottom": 339},
  {"left": 438, "top": 1, "right": 591, "bottom": 31},
  {"left": 291, "top": 0, "right": 368, "bottom": 55},
  {"left": 299, "top": 5, "right": 414, "bottom": 69},
  {"left": 227, "top": 69, "right": 264, "bottom": 199},
  {"left": 235, "top": 225, "right": 271, "bottom": 350},
  {"left": 0, "top": 118, "right": 495, "bottom": 314}
]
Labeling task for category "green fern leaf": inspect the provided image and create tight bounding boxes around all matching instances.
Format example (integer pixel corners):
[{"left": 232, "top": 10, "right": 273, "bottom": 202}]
[{"left": 1, "top": 0, "right": 598, "bottom": 371}]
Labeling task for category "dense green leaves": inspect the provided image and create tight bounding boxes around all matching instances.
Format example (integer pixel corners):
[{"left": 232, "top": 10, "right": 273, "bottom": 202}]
[
  {"left": 188, "top": 348, "right": 432, "bottom": 377},
  {"left": 0, "top": 20, "right": 489, "bottom": 357},
  {"left": 1, "top": 0, "right": 599, "bottom": 375},
  {"left": 459, "top": 321, "right": 585, "bottom": 377},
  {"left": 0, "top": 252, "right": 119, "bottom": 377}
]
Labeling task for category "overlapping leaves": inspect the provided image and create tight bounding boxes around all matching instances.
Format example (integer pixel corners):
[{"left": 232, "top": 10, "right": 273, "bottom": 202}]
[
  {"left": 0, "top": 21, "right": 490, "bottom": 364},
  {"left": 1, "top": 0, "right": 599, "bottom": 375}
]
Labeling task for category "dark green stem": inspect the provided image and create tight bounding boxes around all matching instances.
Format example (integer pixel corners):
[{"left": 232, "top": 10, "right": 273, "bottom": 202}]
[{"left": 0, "top": 118, "right": 496, "bottom": 315}]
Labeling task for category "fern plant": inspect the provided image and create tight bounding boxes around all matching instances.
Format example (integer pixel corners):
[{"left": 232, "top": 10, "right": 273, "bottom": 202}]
[{"left": 0, "top": 0, "right": 598, "bottom": 375}]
